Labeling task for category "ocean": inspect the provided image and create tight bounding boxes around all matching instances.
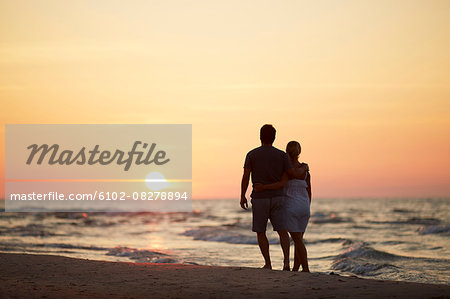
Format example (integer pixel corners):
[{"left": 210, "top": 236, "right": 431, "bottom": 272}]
[{"left": 0, "top": 198, "right": 449, "bottom": 285}]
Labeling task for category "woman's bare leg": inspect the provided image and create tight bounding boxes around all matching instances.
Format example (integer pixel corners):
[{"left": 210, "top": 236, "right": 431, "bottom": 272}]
[
  {"left": 290, "top": 232, "right": 300, "bottom": 271},
  {"left": 290, "top": 232, "right": 309, "bottom": 272}
]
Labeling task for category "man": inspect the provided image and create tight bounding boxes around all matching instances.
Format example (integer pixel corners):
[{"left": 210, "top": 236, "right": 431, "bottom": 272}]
[{"left": 240, "top": 124, "right": 308, "bottom": 270}]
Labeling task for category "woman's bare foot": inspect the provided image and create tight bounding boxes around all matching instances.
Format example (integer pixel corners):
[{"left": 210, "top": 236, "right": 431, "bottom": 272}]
[
  {"left": 261, "top": 264, "right": 272, "bottom": 270},
  {"left": 301, "top": 268, "right": 310, "bottom": 272},
  {"left": 283, "top": 261, "right": 290, "bottom": 271}
]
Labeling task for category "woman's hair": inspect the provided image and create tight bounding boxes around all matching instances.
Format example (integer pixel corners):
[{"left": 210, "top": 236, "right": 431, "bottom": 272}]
[{"left": 286, "top": 141, "right": 301, "bottom": 160}]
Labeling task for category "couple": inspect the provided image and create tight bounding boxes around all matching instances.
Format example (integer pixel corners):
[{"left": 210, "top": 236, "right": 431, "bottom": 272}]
[{"left": 240, "top": 124, "right": 311, "bottom": 272}]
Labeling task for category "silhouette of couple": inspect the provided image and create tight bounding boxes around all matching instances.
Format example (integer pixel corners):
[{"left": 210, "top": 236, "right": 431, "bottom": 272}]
[{"left": 240, "top": 124, "right": 311, "bottom": 272}]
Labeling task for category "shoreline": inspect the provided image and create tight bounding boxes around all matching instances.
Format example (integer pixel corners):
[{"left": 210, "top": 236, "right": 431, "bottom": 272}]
[{"left": 1, "top": 252, "right": 449, "bottom": 298}]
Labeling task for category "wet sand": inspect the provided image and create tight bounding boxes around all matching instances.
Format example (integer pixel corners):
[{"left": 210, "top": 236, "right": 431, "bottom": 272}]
[{"left": 1, "top": 253, "right": 449, "bottom": 298}]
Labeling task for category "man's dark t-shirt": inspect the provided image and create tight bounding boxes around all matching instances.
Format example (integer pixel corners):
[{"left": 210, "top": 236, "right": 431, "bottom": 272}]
[{"left": 243, "top": 146, "right": 292, "bottom": 199}]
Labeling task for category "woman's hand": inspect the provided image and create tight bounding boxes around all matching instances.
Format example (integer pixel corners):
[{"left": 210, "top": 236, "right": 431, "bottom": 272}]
[
  {"left": 253, "top": 183, "right": 265, "bottom": 192},
  {"left": 300, "top": 163, "right": 309, "bottom": 172}
]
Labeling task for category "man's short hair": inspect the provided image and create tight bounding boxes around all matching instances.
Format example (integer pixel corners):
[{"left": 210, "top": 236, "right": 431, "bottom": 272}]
[{"left": 260, "top": 124, "right": 276, "bottom": 144}]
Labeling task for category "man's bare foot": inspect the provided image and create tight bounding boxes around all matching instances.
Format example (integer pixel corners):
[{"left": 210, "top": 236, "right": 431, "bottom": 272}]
[
  {"left": 301, "top": 269, "right": 310, "bottom": 272},
  {"left": 292, "top": 267, "right": 299, "bottom": 272},
  {"left": 283, "top": 261, "right": 290, "bottom": 271},
  {"left": 261, "top": 264, "right": 272, "bottom": 270}
]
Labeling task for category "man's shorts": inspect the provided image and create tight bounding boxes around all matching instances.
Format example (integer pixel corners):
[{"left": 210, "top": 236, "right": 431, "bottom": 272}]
[{"left": 251, "top": 196, "right": 286, "bottom": 232}]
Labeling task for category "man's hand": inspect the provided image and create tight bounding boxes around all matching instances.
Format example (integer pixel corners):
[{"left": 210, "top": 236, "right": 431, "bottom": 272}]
[
  {"left": 240, "top": 168, "right": 251, "bottom": 210},
  {"left": 253, "top": 183, "right": 265, "bottom": 192},
  {"left": 240, "top": 196, "right": 248, "bottom": 210}
]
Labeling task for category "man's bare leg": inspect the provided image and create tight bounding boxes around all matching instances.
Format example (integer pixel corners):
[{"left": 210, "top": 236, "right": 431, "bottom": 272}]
[
  {"left": 277, "top": 230, "right": 290, "bottom": 271},
  {"left": 256, "top": 232, "right": 271, "bottom": 269}
]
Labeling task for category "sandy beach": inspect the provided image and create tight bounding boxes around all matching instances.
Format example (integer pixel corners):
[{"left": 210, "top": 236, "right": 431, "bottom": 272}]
[{"left": 1, "top": 253, "right": 448, "bottom": 298}]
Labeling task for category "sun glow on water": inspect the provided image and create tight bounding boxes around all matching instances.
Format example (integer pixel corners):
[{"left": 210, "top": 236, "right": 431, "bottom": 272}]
[{"left": 145, "top": 172, "right": 169, "bottom": 191}]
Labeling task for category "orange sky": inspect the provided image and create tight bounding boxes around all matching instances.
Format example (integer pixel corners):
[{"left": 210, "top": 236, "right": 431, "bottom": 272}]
[{"left": 1, "top": 0, "right": 449, "bottom": 199}]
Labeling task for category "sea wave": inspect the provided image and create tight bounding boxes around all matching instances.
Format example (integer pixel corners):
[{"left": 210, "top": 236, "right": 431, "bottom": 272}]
[
  {"left": 418, "top": 224, "right": 450, "bottom": 235},
  {"left": 310, "top": 212, "right": 352, "bottom": 224},
  {"left": 0, "top": 224, "right": 61, "bottom": 237},
  {"left": 331, "top": 243, "right": 402, "bottom": 276},
  {"left": 0, "top": 241, "right": 107, "bottom": 251},
  {"left": 182, "top": 226, "right": 264, "bottom": 244},
  {"left": 338, "top": 243, "right": 401, "bottom": 260},
  {"left": 182, "top": 225, "right": 356, "bottom": 246},
  {"left": 392, "top": 208, "right": 415, "bottom": 213},
  {"left": 331, "top": 242, "right": 450, "bottom": 283},
  {"left": 368, "top": 217, "right": 441, "bottom": 225},
  {"left": 306, "top": 237, "right": 353, "bottom": 245},
  {"left": 106, "top": 246, "right": 180, "bottom": 263},
  {"left": 332, "top": 259, "right": 400, "bottom": 276}
]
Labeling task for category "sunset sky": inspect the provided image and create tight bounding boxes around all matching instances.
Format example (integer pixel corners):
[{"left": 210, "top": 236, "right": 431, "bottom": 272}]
[{"left": 1, "top": 0, "right": 449, "bottom": 199}]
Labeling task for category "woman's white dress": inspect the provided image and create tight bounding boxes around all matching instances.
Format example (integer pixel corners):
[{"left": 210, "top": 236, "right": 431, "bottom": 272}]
[{"left": 284, "top": 173, "right": 310, "bottom": 232}]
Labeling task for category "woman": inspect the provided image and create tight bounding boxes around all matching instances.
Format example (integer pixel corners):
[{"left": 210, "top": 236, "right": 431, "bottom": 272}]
[{"left": 255, "top": 141, "right": 311, "bottom": 272}]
